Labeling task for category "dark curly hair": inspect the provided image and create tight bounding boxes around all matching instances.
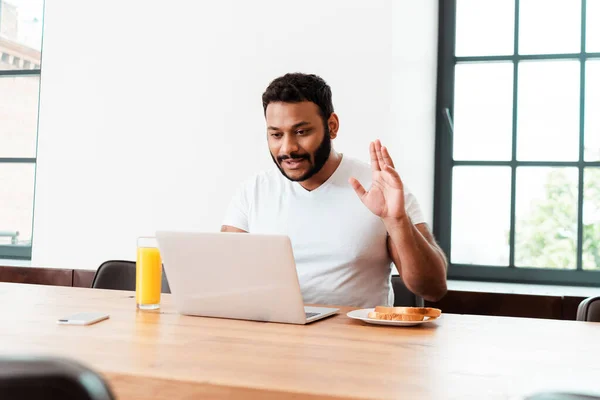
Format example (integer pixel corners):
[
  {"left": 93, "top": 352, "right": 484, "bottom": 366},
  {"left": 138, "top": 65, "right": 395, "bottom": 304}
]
[{"left": 262, "top": 73, "right": 334, "bottom": 124}]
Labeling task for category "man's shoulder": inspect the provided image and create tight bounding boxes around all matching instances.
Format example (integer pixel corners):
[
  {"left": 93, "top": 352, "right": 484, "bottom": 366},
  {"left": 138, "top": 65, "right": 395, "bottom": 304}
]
[
  {"left": 236, "top": 168, "right": 285, "bottom": 193},
  {"left": 342, "top": 155, "right": 372, "bottom": 180},
  {"left": 251, "top": 167, "right": 284, "bottom": 184},
  {"left": 344, "top": 155, "right": 371, "bottom": 172}
]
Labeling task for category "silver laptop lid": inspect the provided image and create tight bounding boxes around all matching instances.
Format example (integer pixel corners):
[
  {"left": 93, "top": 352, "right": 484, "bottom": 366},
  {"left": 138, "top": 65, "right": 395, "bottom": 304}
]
[{"left": 156, "top": 231, "right": 308, "bottom": 324}]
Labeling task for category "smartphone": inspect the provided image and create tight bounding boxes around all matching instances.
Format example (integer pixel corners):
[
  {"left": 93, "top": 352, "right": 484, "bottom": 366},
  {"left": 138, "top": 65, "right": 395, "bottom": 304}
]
[{"left": 57, "top": 312, "right": 109, "bottom": 326}]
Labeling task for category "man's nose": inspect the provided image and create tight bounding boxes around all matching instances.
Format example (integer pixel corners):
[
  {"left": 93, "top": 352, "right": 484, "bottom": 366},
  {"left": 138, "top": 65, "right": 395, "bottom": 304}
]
[{"left": 280, "top": 134, "right": 299, "bottom": 155}]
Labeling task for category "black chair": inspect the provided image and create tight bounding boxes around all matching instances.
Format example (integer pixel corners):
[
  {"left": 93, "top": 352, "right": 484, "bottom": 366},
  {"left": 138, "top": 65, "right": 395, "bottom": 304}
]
[
  {"left": 91, "top": 260, "right": 171, "bottom": 293},
  {"left": 391, "top": 275, "right": 424, "bottom": 307},
  {"left": 576, "top": 296, "right": 600, "bottom": 322},
  {"left": 0, "top": 356, "right": 115, "bottom": 400}
]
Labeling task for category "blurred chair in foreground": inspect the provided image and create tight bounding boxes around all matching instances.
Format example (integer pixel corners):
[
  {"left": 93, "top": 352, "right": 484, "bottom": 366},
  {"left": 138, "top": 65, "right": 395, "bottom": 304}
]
[{"left": 0, "top": 356, "right": 115, "bottom": 400}]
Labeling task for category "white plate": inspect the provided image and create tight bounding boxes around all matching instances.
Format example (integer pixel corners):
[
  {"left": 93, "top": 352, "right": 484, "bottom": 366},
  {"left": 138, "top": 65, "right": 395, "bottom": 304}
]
[{"left": 346, "top": 308, "right": 440, "bottom": 327}]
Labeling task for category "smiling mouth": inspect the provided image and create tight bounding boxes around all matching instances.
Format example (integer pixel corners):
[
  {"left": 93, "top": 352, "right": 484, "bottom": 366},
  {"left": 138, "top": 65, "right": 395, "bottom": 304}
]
[{"left": 282, "top": 159, "right": 307, "bottom": 170}]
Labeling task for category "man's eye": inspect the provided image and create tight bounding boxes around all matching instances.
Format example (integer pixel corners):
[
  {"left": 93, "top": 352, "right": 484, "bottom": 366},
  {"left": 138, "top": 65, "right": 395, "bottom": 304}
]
[
  {"left": 296, "top": 130, "right": 306, "bottom": 135},
  {"left": 271, "top": 133, "right": 283, "bottom": 138}
]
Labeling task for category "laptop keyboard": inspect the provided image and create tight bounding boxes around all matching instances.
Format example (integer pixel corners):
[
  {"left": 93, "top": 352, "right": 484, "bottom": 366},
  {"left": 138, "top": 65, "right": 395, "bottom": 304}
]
[{"left": 305, "top": 312, "right": 319, "bottom": 319}]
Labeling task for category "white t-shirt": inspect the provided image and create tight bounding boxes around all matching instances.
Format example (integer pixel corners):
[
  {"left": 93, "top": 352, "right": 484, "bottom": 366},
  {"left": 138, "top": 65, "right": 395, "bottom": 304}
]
[{"left": 222, "top": 155, "right": 426, "bottom": 308}]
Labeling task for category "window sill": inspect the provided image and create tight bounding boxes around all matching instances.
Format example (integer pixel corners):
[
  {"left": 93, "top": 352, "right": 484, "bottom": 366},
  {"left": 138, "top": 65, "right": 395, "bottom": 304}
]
[
  {"left": 0, "top": 259, "right": 31, "bottom": 267},
  {"left": 0, "top": 260, "right": 75, "bottom": 270},
  {"left": 446, "top": 279, "right": 600, "bottom": 298}
]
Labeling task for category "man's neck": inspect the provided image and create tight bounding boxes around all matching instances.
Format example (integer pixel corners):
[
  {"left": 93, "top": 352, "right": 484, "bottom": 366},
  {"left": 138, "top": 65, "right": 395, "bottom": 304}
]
[{"left": 298, "top": 151, "right": 343, "bottom": 191}]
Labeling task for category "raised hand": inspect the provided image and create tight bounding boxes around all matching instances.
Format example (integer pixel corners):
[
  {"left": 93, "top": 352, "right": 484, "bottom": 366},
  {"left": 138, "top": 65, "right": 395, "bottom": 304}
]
[{"left": 349, "top": 140, "right": 406, "bottom": 221}]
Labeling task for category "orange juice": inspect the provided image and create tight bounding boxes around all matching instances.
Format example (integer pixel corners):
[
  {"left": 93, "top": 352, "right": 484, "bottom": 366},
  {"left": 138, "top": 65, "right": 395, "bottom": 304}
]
[{"left": 136, "top": 246, "right": 162, "bottom": 309}]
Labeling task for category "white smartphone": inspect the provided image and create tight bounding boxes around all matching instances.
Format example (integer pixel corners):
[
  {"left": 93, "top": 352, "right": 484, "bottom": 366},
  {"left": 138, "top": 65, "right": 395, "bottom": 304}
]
[{"left": 57, "top": 312, "right": 109, "bottom": 326}]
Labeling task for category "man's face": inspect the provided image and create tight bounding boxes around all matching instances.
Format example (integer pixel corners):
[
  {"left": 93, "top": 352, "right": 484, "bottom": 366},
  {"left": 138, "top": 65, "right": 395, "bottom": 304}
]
[{"left": 266, "top": 101, "right": 331, "bottom": 182}]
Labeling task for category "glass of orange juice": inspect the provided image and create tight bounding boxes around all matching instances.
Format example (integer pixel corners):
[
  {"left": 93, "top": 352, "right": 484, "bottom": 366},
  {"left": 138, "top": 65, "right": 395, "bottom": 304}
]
[{"left": 136, "top": 237, "right": 162, "bottom": 310}]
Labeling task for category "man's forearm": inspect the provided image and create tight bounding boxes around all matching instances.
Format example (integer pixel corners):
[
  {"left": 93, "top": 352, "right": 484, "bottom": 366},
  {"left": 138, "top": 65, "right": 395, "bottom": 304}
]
[{"left": 384, "top": 217, "right": 447, "bottom": 302}]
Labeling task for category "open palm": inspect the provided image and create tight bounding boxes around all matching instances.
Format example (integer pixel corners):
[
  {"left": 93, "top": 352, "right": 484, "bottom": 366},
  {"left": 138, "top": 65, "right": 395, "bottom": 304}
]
[{"left": 349, "top": 140, "right": 406, "bottom": 220}]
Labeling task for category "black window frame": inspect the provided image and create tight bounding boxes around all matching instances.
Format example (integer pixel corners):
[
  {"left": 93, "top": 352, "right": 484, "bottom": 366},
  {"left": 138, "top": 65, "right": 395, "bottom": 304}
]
[
  {"left": 434, "top": 0, "right": 600, "bottom": 286},
  {"left": 0, "top": 1, "right": 45, "bottom": 261}
]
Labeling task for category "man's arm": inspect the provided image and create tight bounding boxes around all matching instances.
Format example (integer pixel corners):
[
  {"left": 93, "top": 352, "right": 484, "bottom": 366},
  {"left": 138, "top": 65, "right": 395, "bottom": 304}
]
[
  {"left": 220, "top": 225, "right": 247, "bottom": 233},
  {"left": 385, "top": 220, "right": 447, "bottom": 302},
  {"left": 349, "top": 140, "right": 447, "bottom": 302}
]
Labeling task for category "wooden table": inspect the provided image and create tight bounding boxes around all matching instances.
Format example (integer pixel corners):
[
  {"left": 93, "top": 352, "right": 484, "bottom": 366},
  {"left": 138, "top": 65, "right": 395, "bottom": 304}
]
[{"left": 1, "top": 282, "right": 600, "bottom": 399}]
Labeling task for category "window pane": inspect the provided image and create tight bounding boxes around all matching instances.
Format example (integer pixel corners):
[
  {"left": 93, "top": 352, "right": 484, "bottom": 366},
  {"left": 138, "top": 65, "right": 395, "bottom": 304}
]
[
  {"left": 0, "top": 0, "right": 43, "bottom": 71},
  {"left": 454, "top": 62, "right": 513, "bottom": 161},
  {"left": 585, "top": 60, "right": 600, "bottom": 161},
  {"left": 587, "top": 0, "right": 600, "bottom": 52},
  {"left": 451, "top": 166, "right": 511, "bottom": 266},
  {"left": 517, "top": 60, "right": 580, "bottom": 161},
  {"left": 0, "top": 163, "right": 35, "bottom": 246},
  {"left": 515, "top": 167, "right": 578, "bottom": 269},
  {"left": 455, "top": 0, "right": 515, "bottom": 57},
  {"left": 583, "top": 168, "right": 600, "bottom": 270},
  {"left": 0, "top": 76, "right": 40, "bottom": 158},
  {"left": 519, "top": 0, "right": 581, "bottom": 55}
]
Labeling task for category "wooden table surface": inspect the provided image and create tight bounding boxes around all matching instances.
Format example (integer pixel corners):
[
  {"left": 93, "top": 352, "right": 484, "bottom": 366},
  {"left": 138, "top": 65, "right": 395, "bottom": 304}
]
[{"left": 1, "top": 282, "right": 600, "bottom": 400}]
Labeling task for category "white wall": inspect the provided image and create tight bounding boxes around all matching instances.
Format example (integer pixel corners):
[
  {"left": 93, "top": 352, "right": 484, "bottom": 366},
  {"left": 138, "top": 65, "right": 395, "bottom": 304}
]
[
  {"left": 32, "top": 0, "right": 438, "bottom": 270},
  {"left": 391, "top": 1, "right": 439, "bottom": 224}
]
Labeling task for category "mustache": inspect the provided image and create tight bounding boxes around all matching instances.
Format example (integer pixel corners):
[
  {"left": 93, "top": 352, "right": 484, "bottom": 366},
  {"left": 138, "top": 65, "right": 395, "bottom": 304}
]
[{"left": 277, "top": 153, "right": 309, "bottom": 163}]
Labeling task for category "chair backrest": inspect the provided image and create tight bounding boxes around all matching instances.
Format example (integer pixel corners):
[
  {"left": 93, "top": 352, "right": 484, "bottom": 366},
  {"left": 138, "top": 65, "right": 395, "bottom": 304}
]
[
  {"left": 0, "top": 356, "right": 115, "bottom": 400},
  {"left": 91, "top": 260, "right": 171, "bottom": 293},
  {"left": 576, "top": 296, "right": 600, "bottom": 322},
  {"left": 391, "top": 275, "right": 424, "bottom": 307}
]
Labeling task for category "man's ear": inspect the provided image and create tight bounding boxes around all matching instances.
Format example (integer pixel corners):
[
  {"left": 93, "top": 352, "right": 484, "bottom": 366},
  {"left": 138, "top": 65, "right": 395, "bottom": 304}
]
[{"left": 328, "top": 113, "right": 340, "bottom": 139}]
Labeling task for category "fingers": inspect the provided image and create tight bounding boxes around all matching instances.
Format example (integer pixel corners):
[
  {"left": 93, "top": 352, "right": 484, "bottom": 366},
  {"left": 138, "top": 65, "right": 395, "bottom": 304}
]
[
  {"left": 374, "top": 140, "right": 385, "bottom": 169},
  {"left": 381, "top": 164, "right": 404, "bottom": 188},
  {"left": 369, "top": 142, "right": 380, "bottom": 172},
  {"left": 381, "top": 145, "right": 395, "bottom": 169},
  {"left": 371, "top": 139, "right": 398, "bottom": 175},
  {"left": 349, "top": 177, "right": 367, "bottom": 199}
]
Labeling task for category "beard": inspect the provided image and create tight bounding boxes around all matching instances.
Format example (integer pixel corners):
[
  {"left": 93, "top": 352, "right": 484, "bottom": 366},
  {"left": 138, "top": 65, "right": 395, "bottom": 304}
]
[{"left": 271, "top": 125, "right": 332, "bottom": 182}]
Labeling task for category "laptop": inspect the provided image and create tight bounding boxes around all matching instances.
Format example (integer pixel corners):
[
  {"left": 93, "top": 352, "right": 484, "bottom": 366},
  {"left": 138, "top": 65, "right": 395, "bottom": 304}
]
[{"left": 155, "top": 231, "right": 339, "bottom": 324}]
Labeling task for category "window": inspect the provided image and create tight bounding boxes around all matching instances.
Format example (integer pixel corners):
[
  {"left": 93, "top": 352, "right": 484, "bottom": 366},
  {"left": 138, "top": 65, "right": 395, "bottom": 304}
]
[
  {"left": 435, "top": 0, "right": 600, "bottom": 285},
  {"left": 0, "top": 0, "right": 44, "bottom": 260}
]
